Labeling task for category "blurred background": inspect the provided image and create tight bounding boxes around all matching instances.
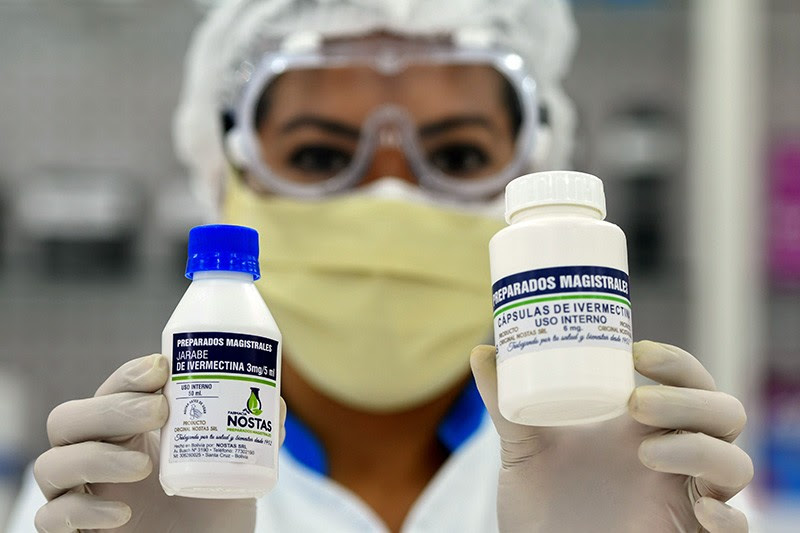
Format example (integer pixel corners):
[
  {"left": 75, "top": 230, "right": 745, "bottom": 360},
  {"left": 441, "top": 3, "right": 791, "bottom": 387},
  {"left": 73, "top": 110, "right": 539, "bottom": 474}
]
[{"left": 0, "top": 0, "right": 798, "bottom": 530}]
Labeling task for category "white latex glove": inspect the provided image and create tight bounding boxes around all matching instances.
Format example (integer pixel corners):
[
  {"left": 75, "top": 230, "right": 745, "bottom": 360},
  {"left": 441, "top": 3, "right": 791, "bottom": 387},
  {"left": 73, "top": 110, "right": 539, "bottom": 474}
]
[
  {"left": 471, "top": 340, "right": 753, "bottom": 533},
  {"left": 33, "top": 354, "right": 287, "bottom": 533}
]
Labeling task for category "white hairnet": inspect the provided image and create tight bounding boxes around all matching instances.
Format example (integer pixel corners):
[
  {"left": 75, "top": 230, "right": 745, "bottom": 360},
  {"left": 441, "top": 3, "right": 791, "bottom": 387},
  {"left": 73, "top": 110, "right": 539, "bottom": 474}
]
[{"left": 174, "top": 0, "right": 578, "bottom": 211}]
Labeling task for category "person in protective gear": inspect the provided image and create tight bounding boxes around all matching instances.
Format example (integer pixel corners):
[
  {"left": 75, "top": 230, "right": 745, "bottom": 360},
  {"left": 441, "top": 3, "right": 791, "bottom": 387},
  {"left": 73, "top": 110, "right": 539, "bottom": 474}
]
[{"left": 10, "top": 1, "right": 755, "bottom": 532}]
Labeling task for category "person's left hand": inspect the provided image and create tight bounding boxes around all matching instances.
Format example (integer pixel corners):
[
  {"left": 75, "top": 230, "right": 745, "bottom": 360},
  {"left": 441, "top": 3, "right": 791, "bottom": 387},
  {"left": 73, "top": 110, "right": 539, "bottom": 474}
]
[{"left": 471, "top": 340, "right": 754, "bottom": 533}]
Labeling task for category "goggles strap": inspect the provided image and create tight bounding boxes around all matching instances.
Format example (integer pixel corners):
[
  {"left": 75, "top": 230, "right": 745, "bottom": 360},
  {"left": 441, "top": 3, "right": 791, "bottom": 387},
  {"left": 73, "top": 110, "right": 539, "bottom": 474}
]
[
  {"left": 453, "top": 27, "right": 497, "bottom": 49},
  {"left": 280, "top": 31, "right": 322, "bottom": 53}
]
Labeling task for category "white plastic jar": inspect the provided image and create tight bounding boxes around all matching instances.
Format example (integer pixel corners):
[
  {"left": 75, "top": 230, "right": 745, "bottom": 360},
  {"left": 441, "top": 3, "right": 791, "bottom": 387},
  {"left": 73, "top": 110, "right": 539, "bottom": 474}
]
[
  {"left": 490, "top": 171, "right": 634, "bottom": 426},
  {"left": 159, "top": 224, "right": 282, "bottom": 498}
]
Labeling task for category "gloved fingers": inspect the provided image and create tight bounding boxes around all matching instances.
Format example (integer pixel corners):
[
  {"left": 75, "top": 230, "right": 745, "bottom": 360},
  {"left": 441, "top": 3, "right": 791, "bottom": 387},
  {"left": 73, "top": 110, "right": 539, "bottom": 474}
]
[
  {"left": 470, "top": 345, "right": 539, "bottom": 448},
  {"left": 638, "top": 432, "right": 754, "bottom": 499},
  {"left": 34, "top": 492, "right": 131, "bottom": 533},
  {"left": 629, "top": 385, "right": 746, "bottom": 442},
  {"left": 694, "top": 497, "right": 749, "bottom": 533},
  {"left": 34, "top": 441, "right": 152, "bottom": 500},
  {"left": 633, "top": 341, "right": 717, "bottom": 391},
  {"left": 95, "top": 354, "right": 169, "bottom": 397},
  {"left": 47, "top": 392, "right": 168, "bottom": 446},
  {"left": 279, "top": 397, "right": 287, "bottom": 446}
]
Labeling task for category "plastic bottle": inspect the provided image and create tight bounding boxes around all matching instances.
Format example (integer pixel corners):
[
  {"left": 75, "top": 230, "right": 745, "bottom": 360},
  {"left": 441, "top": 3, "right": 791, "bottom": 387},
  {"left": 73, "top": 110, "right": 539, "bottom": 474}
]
[
  {"left": 159, "top": 224, "right": 282, "bottom": 498},
  {"left": 489, "top": 171, "right": 634, "bottom": 426}
]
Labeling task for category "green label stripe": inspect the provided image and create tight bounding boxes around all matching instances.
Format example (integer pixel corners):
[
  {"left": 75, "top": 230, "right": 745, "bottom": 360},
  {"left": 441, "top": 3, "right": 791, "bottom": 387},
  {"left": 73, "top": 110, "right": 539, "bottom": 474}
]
[
  {"left": 171, "top": 374, "right": 276, "bottom": 387},
  {"left": 493, "top": 293, "right": 631, "bottom": 318},
  {"left": 227, "top": 427, "right": 272, "bottom": 437}
]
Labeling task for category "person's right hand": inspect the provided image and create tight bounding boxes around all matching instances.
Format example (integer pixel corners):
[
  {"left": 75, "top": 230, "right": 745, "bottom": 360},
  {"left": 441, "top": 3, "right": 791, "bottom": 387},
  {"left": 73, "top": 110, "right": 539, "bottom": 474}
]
[{"left": 33, "top": 354, "right": 285, "bottom": 533}]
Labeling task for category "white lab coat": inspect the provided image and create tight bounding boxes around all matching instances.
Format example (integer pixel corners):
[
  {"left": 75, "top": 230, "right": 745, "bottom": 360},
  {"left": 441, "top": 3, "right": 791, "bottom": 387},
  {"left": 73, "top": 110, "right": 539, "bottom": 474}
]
[
  {"left": 6, "top": 417, "right": 501, "bottom": 533},
  {"left": 5, "top": 417, "right": 760, "bottom": 532}
]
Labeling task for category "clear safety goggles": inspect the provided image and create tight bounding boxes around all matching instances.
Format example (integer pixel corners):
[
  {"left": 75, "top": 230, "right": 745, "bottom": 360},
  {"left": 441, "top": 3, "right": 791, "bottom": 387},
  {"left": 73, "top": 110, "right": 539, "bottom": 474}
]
[{"left": 228, "top": 37, "right": 538, "bottom": 200}]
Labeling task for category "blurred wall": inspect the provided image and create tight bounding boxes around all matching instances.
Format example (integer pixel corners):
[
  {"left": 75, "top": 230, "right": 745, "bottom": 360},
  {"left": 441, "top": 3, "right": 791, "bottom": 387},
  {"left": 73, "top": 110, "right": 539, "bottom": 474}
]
[{"left": 0, "top": 0, "right": 198, "bottom": 195}]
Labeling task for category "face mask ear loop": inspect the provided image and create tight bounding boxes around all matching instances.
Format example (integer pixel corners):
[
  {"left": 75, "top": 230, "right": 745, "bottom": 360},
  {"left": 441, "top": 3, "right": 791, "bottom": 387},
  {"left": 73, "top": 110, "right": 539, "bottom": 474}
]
[
  {"left": 219, "top": 163, "right": 249, "bottom": 211},
  {"left": 531, "top": 124, "right": 553, "bottom": 171},
  {"left": 524, "top": 98, "right": 547, "bottom": 171},
  {"left": 224, "top": 127, "right": 249, "bottom": 170}
]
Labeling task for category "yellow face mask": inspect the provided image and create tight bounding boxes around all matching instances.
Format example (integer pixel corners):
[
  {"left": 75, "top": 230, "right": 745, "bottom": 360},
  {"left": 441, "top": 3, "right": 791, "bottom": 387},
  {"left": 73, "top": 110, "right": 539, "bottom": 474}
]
[{"left": 223, "top": 173, "right": 504, "bottom": 412}]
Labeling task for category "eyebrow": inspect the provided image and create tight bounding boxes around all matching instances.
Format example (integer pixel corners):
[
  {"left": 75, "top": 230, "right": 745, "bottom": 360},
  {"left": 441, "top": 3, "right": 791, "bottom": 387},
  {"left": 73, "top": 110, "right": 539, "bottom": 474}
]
[
  {"left": 278, "top": 113, "right": 496, "bottom": 139},
  {"left": 280, "top": 116, "right": 360, "bottom": 139},
  {"left": 419, "top": 115, "right": 496, "bottom": 138}
]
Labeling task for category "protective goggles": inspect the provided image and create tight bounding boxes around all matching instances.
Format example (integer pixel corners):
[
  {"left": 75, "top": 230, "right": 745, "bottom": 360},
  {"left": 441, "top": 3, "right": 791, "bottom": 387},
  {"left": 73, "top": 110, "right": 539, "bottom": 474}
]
[{"left": 227, "top": 37, "right": 538, "bottom": 200}]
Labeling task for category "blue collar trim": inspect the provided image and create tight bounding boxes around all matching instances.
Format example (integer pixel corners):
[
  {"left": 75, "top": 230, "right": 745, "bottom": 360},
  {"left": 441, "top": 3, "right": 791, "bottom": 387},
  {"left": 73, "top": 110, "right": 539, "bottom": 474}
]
[{"left": 283, "top": 377, "right": 486, "bottom": 477}]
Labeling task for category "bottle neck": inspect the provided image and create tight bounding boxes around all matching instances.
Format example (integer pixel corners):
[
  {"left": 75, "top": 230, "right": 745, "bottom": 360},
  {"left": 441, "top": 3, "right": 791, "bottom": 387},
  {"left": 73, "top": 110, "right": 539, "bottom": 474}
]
[
  {"left": 509, "top": 204, "right": 604, "bottom": 224},
  {"left": 191, "top": 270, "right": 255, "bottom": 282}
]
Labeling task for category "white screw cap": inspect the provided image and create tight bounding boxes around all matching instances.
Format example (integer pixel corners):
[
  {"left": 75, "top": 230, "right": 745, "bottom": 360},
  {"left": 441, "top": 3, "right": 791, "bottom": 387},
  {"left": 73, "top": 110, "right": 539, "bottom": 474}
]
[{"left": 504, "top": 171, "right": 607, "bottom": 223}]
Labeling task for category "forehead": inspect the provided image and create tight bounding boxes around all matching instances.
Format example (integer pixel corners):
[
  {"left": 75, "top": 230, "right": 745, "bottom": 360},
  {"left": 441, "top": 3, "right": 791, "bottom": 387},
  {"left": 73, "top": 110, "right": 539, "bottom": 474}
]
[{"left": 263, "top": 64, "right": 509, "bottom": 125}]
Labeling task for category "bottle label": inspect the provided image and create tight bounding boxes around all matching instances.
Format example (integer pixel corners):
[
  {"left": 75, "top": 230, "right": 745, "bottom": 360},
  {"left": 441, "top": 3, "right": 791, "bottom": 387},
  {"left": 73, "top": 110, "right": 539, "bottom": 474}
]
[
  {"left": 164, "top": 331, "right": 279, "bottom": 467},
  {"left": 492, "top": 266, "right": 632, "bottom": 363}
]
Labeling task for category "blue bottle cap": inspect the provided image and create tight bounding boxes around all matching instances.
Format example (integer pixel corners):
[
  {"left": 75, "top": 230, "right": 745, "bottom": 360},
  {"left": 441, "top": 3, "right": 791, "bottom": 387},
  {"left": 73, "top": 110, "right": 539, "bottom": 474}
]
[{"left": 185, "top": 224, "right": 261, "bottom": 280}]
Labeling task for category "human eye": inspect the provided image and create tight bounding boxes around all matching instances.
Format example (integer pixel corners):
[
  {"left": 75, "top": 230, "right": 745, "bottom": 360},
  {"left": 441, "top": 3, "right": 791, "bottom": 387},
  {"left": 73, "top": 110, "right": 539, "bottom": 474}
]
[
  {"left": 427, "top": 143, "right": 491, "bottom": 177},
  {"left": 288, "top": 144, "right": 354, "bottom": 177}
]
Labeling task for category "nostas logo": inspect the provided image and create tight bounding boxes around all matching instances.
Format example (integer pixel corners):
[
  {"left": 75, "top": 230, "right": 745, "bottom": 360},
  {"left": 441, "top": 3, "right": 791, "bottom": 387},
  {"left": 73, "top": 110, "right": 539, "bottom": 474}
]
[
  {"left": 226, "top": 386, "right": 271, "bottom": 434},
  {"left": 246, "top": 387, "right": 263, "bottom": 416}
]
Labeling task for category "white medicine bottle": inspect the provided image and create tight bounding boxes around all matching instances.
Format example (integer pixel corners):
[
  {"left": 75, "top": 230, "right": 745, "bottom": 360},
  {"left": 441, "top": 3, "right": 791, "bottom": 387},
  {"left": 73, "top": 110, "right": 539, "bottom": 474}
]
[
  {"left": 490, "top": 171, "right": 634, "bottom": 426},
  {"left": 159, "top": 224, "right": 282, "bottom": 498}
]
